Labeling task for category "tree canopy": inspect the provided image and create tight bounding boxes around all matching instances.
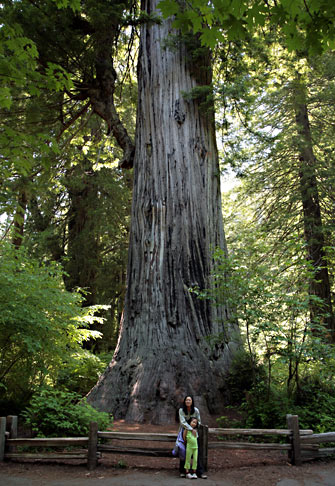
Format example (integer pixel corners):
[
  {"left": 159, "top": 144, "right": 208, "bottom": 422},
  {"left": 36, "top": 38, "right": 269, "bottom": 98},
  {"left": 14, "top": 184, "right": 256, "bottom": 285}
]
[{"left": 159, "top": 0, "right": 335, "bottom": 54}]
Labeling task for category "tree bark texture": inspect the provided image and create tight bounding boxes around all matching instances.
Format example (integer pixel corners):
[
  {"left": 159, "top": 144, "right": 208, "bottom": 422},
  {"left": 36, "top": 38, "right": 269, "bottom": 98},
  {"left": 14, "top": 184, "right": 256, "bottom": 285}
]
[
  {"left": 87, "top": 0, "right": 239, "bottom": 423},
  {"left": 293, "top": 80, "right": 335, "bottom": 341}
]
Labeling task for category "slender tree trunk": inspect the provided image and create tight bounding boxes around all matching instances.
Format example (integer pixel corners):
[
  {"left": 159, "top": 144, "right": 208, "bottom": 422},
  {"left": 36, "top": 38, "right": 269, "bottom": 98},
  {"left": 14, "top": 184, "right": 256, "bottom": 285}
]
[
  {"left": 64, "top": 158, "right": 100, "bottom": 308},
  {"left": 29, "top": 196, "right": 64, "bottom": 262},
  {"left": 293, "top": 79, "right": 335, "bottom": 342},
  {"left": 12, "top": 189, "right": 27, "bottom": 249},
  {"left": 87, "top": 0, "right": 239, "bottom": 423}
]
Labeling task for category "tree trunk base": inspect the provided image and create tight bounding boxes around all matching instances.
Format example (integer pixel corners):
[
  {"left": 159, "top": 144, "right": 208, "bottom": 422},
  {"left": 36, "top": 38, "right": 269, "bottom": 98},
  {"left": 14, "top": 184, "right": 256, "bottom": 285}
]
[{"left": 87, "top": 342, "right": 238, "bottom": 424}]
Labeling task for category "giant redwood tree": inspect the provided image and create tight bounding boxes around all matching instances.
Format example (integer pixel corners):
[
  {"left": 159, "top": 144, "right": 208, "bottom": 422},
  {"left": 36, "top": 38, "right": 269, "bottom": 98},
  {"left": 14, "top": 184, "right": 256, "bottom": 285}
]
[{"left": 87, "top": 0, "right": 239, "bottom": 422}]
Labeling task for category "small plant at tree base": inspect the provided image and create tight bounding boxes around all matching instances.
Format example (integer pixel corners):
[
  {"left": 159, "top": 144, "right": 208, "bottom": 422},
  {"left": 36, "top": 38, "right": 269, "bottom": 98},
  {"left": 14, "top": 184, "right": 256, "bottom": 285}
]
[
  {"left": 224, "top": 350, "right": 266, "bottom": 405},
  {"left": 293, "top": 372, "right": 335, "bottom": 433},
  {"left": 240, "top": 383, "right": 294, "bottom": 429},
  {"left": 22, "top": 387, "right": 112, "bottom": 437},
  {"left": 216, "top": 414, "right": 244, "bottom": 429}
]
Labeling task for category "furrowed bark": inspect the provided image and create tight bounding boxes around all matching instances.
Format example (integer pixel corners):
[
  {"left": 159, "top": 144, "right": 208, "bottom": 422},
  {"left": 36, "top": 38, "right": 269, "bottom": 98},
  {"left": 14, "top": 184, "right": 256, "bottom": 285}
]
[{"left": 87, "top": 0, "right": 239, "bottom": 423}]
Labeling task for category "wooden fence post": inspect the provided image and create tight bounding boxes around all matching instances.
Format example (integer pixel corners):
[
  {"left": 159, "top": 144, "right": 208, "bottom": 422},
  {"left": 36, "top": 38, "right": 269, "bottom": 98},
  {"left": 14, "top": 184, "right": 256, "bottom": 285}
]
[
  {"left": 286, "top": 414, "right": 302, "bottom": 466},
  {"left": 87, "top": 421, "right": 98, "bottom": 470},
  {"left": 7, "top": 416, "right": 18, "bottom": 454},
  {"left": 0, "top": 417, "right": 6, "bottom": 461},
  {"left": 198, "top": 424, "right": 208, "bottom": 472}
]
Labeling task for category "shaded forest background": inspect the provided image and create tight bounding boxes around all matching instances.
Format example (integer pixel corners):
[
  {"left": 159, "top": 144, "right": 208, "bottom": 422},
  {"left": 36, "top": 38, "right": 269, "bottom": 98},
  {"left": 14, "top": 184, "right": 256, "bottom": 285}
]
[{"left": 1, "top": 0, "right": 335, "bottom": 435}]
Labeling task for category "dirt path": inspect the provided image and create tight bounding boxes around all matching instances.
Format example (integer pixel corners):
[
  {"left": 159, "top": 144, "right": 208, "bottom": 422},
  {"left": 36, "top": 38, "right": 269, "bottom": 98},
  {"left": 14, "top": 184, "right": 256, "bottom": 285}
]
[{"left": 1, "top": 461, "right": 335, "bottom": 486}]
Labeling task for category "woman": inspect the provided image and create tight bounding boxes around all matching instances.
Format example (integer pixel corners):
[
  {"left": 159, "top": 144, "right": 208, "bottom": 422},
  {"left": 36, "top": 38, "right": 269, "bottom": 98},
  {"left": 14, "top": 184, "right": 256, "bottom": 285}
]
[{"left": 178, "top": 395, "right": 207, "bottom": 479}]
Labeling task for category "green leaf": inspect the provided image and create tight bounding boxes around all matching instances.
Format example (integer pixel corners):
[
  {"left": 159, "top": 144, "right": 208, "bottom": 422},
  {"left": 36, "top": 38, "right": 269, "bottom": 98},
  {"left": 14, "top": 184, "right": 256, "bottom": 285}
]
[
  {"left": 157, "top": 0, "right": 179, "bottom": 17},
  {"left": 0, "top": 87, "right": 12, "bottom": 109}
]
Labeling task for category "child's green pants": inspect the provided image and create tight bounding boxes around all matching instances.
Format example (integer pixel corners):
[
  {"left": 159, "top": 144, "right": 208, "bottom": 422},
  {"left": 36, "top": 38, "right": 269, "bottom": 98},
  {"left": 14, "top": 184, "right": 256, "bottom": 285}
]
[{"left": 185, "top": 445, "right": 198, "bottom": 471}]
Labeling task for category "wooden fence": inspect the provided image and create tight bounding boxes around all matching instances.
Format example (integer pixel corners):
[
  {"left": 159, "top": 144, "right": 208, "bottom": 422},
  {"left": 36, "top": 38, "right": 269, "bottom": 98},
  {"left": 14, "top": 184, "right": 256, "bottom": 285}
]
[{"left": 1, "top": 414, "right": 335, "bottom": 470}]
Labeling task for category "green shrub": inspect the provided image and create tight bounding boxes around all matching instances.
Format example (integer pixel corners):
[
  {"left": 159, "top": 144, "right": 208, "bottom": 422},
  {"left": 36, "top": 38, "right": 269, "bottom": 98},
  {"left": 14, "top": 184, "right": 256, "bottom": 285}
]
[
  {"left": 225, "top": 351, "right": 266, "bottom": 404},
  {"left": 216, "top": 413, "right": 244, "bottom": 428},
  {"left": 0, "top": 242, "right": 105, "bottom": 415},
  {"left": 240, "top": 383, "right": 294, "bottom": 429},
  {"left": 294, "top": 375, "right": 335, "bottom": 433},
  {"left": 22, "top": 387, "right": 112, "bottom": 437},
  {"left": 228, "top": 371, "right": 335, "bottom": 433},
  {"left": 56, "top": 351, "right": 114, "bottom": 396}
]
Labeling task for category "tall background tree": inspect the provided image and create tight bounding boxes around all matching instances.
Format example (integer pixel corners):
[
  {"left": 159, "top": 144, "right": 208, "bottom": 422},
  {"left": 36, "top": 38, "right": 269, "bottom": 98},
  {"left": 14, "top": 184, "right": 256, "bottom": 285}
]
[
  {"left": 221, "top": 44, "right": 335, "bottom": 342},
  {"left": 1, "top": 0, "right": 136, "bottom": 349}
]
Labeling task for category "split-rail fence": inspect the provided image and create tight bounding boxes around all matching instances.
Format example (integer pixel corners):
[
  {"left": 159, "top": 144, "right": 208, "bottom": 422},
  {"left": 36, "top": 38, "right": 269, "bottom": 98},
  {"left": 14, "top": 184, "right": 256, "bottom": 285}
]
[{"left": 1, "top": 414, "right": 335, "bottom": 471}]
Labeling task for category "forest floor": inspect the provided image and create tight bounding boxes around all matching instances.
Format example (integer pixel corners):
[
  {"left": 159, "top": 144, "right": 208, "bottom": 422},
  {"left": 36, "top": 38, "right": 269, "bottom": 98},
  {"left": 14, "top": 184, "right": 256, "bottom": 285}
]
[{"left": 1, "top": 419, "right": 335, "bottom": 485}]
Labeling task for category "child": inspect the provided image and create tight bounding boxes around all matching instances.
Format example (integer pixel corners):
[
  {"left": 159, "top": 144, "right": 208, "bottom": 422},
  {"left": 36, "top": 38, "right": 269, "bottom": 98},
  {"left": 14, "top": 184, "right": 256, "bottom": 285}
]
[{"left": 183, "top": 417, "right": 198, "bottom": 479}]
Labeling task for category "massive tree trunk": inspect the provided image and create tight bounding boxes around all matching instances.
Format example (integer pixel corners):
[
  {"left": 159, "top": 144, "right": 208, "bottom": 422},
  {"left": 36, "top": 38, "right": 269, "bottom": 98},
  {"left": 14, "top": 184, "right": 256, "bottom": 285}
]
[
  {"left": 87, "top": 0, "right": 239, "bottom": 423},
  {"left": 293, "top": 78, "right": 335, "bottom": 342}
]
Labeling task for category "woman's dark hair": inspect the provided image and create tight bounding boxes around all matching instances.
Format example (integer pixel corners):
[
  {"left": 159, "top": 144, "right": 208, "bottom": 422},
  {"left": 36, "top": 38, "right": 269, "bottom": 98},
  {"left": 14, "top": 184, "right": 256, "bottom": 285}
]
[{"left": 182, "top": 395, "right": 195, "bottom": 415}]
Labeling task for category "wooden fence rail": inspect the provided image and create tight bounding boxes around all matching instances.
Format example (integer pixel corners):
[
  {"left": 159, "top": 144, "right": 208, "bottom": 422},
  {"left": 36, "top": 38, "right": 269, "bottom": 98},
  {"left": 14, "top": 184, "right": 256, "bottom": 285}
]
[
  {"left": 1, "top": 414, "right": 335, "bottom": 470},
  {"left": 207, "top": 415, "right": 315, "bottom": 466}
]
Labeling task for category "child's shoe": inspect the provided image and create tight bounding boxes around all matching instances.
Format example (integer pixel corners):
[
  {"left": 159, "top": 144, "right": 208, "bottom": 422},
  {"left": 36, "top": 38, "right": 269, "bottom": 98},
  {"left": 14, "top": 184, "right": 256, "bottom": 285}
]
[
  {"left": 191, "top": 473, "right": 198, "bottom": 479},
  {"left": 186, "top": 473, "right": 193, "bottom": 479}
]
